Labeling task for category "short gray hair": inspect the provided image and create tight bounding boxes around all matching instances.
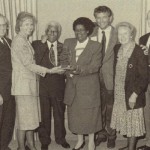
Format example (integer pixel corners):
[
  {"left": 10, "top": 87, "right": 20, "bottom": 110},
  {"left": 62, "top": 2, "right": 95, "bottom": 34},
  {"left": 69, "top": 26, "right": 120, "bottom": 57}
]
[
  {"left": 116, "top": 22, "right": 136, "bottom": 41},
  {"left": 45, "top": 21, "right": 62, "bottom": 38}
]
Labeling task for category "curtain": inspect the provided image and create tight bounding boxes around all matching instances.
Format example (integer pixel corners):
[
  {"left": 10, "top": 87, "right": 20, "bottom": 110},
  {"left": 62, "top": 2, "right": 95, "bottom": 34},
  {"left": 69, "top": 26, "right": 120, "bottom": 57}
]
[
  {"left": 139, "top": 0, "right": 150, "bottom": 36},
  {"left": 0, "top": 0, "right": 38, "bottom": 40}
]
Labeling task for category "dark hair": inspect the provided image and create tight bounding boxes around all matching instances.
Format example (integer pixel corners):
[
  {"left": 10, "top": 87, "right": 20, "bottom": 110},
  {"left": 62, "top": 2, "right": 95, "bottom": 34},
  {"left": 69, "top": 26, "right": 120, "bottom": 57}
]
[
  {"left": 73, "top": 17, "right": 95, "bottom": 36},
  {"left": 94, "top": 6, "right": 113, "bottom": 17},
  {"left": 15, "top": 11, "right": 36, "bottom": 34}
]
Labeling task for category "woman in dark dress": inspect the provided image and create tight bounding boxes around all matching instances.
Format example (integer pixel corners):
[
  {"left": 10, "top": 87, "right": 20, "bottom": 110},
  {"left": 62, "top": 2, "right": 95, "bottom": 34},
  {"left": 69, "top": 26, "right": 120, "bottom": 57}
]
[{"left": 111, "top": 22, "right": 148, "bottom": 150}]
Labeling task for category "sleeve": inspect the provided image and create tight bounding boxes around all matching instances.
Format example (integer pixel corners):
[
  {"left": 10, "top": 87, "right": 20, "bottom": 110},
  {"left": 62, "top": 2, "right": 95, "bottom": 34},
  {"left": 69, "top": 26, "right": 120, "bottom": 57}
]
[
  {"left": 12, "top": 37, "right": 47, "bottom": 77},
  {"left": 133, "top": 47, "right": 148, "bottom": 95},
  {"left": 78, "top": 43, "right": 102, "bottom": 76}
]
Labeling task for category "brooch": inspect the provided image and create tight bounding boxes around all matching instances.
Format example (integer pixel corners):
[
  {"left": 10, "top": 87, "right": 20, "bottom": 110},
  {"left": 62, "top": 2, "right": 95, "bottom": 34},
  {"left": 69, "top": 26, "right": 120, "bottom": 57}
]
[{"left": 129, "top": 64, "right": 133, "bottom": 68}]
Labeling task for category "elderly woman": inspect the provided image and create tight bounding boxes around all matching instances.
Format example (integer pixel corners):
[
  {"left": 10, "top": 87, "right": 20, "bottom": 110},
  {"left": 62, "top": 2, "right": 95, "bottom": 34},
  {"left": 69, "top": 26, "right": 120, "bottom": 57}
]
[
  {"left": 11, "top": 12, "right": 62, "bottom": 150},
  {"left": 61, "top": 17, "right": 102, "bottom": 150},
  {"left": 110, "top": 22, "right": 148, "bottom": 150}
]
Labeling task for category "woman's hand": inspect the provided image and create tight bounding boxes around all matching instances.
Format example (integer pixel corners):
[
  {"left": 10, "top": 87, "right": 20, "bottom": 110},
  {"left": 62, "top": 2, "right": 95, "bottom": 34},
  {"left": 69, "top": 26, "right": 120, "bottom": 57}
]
[
  {"left": 140, "top": 45, "right": 148, "bottom": 55},
  {"left": 129, "top": 92, "right": 138, "bottom": 109},
  {"left": 0, "top": 94, "right": 3, "bottom": 105}
]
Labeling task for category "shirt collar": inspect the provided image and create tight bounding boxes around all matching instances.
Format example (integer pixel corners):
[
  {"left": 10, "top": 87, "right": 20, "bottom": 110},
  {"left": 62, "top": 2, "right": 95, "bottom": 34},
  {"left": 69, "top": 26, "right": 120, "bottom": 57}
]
[
  {"left": 47, "top": 40, "right": 57, "bottom": 48},
  {"left": 99, "top": 26, "right": 112, "bottom": 33},
  {"left": 77, "top": 37, "right": 89, "bottom": 45}
]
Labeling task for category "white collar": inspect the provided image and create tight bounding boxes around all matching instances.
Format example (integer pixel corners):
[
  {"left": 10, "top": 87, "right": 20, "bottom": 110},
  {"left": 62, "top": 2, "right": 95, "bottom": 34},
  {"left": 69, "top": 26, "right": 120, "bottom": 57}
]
[
  {"left": 77, "top": 38, "right": 89, "bottom": 45},
  {"left": 99, "top": 26, "right": 112, "bottom": 33},
  {"left": 47, "top": 40, "right": 57, "bottom": 47}
]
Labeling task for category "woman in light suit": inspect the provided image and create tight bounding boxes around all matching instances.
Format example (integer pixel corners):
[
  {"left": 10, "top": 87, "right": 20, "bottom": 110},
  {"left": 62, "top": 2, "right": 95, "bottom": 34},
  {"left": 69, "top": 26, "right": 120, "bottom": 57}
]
[
  {"left": 61, "top": 17, "right": 102, "bottom": 150},
  {"left": 11, "top": 12, "right": 63, "bottom": 150}
]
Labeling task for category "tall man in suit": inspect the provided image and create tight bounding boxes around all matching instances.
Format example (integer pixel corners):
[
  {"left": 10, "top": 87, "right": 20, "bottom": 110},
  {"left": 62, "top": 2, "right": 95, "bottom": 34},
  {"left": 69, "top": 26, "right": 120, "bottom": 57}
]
[
  {"left": 32, "top": 21, "right": 70, "bottom": 150},
  {"left": 137, "top": 10, "right": 150, "bottom": 150},
  {"left": 0, "top": 14, "right": 15, "bottom": 150},
  {"left": 91, "top": 6, "right": 118, "bottom": 148}
]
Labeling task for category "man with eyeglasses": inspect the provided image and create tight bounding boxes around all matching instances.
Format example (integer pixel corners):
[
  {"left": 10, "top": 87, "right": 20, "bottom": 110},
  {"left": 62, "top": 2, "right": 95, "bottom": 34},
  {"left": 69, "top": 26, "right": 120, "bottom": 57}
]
[
  {"left": 32, "top": 21, "right": 70, "bottom": 150},
  {"left": 0, "top": 14, "right": 15, "bottom": 150}
]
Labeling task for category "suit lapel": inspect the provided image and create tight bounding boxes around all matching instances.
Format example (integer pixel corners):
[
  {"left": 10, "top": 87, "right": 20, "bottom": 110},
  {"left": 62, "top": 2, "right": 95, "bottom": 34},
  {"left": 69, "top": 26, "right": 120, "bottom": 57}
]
[
  {"left": 77, "top": 40, "right": 91, "bottom": 64},
  {"left": 103, "top": 27, "right": 117, "bottom": 63}
]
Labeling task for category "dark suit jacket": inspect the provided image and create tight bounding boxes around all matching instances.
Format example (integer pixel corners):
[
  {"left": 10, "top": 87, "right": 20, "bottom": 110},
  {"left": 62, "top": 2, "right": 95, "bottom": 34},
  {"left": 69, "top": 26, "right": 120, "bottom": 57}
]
[
  {"left": 114, "top": 44, "right": 148, "bottom": 110},
  {"left": 139, "top": 33, "right": 150, "bottom": 81},
  {"left": 90, "top": 26, "right": 118, "bottom": 90},
  {"left": 0, "top": 37, "right": 12, "bottom": 101},
  {"left": 62, "top": 38, "right": 102, "bottom": 108},
  {"left": 32, "top": 40, "right": 65, "bottom": 99}
]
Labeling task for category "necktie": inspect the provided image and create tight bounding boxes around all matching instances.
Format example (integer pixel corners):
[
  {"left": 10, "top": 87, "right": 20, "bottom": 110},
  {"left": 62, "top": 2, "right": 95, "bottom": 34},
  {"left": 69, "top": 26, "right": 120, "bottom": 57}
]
[
  {"left": 49, "top": 44, "right": 56, "bottom": 66},
  {"left": 101, "top": 31, "right": 106, "bottom": 60}
]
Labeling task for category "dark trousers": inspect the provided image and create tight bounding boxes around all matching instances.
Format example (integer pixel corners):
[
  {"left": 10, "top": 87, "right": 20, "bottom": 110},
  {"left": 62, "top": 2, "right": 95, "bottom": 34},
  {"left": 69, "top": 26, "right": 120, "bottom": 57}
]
[
  {"left": 98, "top": 79, "right": 116, "bottom": 140},
  {"left": 38, "top": 96, "right": 66, "bottom": 146},
  {"left": 0, "top": 96, "right": 16, "bottom": 150}
]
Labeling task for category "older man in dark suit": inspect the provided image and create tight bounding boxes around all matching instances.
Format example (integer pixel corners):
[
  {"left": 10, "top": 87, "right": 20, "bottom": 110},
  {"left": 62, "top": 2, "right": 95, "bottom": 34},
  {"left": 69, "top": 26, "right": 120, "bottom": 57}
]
[
  {"left": 91, "top": 6, "right": 118, "bottom": 148},
  {"left": 32, "top": 21, "right": 70, "bottom": 150},
  {"left": 137, "top": 10, "right": 150, "bottom": 150},
  {"left": 0, "top": 14, "right": 15, "bottom": 150}
]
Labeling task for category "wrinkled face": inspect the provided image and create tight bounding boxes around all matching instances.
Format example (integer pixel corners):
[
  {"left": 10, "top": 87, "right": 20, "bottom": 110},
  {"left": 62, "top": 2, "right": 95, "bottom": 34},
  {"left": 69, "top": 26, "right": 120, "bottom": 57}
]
[
  {"left": 47, "top": 26, "right": 59, "bottom": 43},
  {"left": 118, "top": 26, "right": 131, "bottom": 45},
  {"left": 147, "top": 12, "right": 150, "bottom": 27},
  {"left": 95, "top": 12, "right": 112, "bottom": 29},
  {"left": 74, "top": 24, "right": 88, "bottom": 42},
  {"left": 0, "top": 17, "right": 7, "bottom": 38},
  {"left": 20, "top": 18, "right": 34, "bottom": 36}
]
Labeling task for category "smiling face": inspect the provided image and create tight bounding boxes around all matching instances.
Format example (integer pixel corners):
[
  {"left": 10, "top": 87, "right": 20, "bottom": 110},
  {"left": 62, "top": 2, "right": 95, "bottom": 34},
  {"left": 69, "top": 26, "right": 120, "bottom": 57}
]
[
  {"left": 95, "top": 12, "right": 112, "bottom": 30},
  {"left": 20, "top": 18, "right": 34, "bottom": 36},
  {"left": 0, "top": 17, "right": 7, "bottom": 38},
  {"left": 74, "top": 24, "right": 89, "bottom": 42},
  {"left": 118, "top": 26, "right": 132, "bottom": 45},
  {"left": 47, "top": 26, "right": 59, "bottom": 43}
]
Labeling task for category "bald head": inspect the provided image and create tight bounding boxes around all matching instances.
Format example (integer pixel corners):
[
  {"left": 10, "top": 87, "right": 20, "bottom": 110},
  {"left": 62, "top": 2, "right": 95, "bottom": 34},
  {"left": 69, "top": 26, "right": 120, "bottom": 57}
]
[{"left": 147, "top": 10, "right": 150, "bottom": 27}]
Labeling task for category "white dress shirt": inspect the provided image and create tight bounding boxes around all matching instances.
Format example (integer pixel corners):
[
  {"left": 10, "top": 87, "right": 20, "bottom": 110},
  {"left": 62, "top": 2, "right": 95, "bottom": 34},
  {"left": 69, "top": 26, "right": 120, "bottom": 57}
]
[
  {"left": 47, "top": 40, "right": 58, "bottom": 66},
  {"left": 98, "top": 26, "right": 112, "bottom": 52}
]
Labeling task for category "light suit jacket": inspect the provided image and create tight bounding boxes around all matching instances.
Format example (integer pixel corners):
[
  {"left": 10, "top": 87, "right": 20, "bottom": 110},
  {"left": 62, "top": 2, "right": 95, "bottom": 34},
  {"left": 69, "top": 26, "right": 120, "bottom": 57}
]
[
  {"left": 90, "top": 26, "right": 118, "bottom": 90},
  {"left": 11, "top": 33, "right": 47, "bottom": 96}
]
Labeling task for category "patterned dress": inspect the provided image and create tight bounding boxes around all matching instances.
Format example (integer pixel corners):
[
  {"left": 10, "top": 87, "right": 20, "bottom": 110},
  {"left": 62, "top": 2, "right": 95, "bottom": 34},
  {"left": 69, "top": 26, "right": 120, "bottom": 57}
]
[{"left": 111, "top": 42, "right": 145, "bottom": 137}]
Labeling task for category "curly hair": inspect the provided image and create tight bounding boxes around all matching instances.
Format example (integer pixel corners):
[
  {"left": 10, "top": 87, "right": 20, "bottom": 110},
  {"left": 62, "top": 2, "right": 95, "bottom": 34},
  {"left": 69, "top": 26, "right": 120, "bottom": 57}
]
[
  {"left": 73, "top": 17, "right": 95, "bottom": 36},
  {"left": 15, "top": 11, "right": 36, "bottom": 34}
]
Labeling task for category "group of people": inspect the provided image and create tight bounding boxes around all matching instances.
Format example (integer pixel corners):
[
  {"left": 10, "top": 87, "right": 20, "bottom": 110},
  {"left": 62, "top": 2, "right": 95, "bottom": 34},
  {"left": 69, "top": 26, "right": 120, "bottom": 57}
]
[{"left": 0, "top": 4, "right": 150, "bottom": 150}]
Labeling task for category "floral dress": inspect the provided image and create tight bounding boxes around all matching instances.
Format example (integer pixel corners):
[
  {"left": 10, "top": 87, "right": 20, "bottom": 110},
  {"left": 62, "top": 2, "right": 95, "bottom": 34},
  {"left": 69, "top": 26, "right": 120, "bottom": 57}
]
[{"left": 110, "top": 42, "right": 145, "bottom": 137}]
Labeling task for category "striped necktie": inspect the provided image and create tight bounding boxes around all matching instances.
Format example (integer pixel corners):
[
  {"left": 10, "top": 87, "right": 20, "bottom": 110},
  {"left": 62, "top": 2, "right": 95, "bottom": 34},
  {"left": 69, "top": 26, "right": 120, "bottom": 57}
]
[{"left": 49, "top": 44, "right": 56, "bottom": 66}]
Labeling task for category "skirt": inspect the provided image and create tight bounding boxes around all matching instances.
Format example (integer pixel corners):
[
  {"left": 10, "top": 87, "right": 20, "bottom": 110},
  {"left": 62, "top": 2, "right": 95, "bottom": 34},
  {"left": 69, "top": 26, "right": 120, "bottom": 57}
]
[
  {"left": 15, "top": 95, "right": 41, "bottom": 130},
  {"left": 67, "top": 104, "right": 102, "bottom": 134},
  {"left": 111, "top": 107, "right": 145, "bottom": 137}
]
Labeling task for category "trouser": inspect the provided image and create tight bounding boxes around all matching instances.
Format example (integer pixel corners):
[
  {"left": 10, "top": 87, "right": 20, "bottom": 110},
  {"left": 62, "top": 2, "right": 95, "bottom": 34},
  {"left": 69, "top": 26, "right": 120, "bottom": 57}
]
[
  {"left": 0, "top": 96, "right": 16, "bottom": 150},
  {"left": 98, "top": 79, "right": 116, "bottom": 140},
  {"left": 38, "top": 96, "right": 66, "bottom": 146},
  {"left": 144, "top": 84, "right": 150, "bottom": 147}
]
